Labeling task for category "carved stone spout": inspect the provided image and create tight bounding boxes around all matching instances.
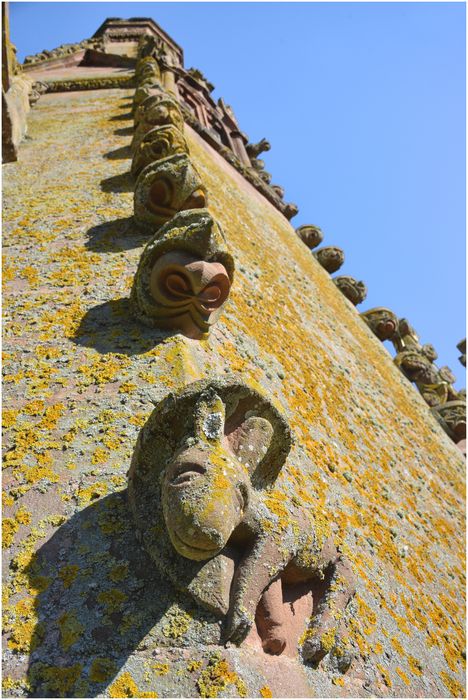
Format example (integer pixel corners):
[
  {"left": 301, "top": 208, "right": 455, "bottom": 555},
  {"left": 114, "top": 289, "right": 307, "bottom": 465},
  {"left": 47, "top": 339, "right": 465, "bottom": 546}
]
[
  {"left": 128, "top": 378, "right": 355, "bottom": 666},
  {"left": 131, "top": 209, "right": 234, "bottom": 338},
  {"left": 134, "top": 154, "right": 207, "bottom": 230}
]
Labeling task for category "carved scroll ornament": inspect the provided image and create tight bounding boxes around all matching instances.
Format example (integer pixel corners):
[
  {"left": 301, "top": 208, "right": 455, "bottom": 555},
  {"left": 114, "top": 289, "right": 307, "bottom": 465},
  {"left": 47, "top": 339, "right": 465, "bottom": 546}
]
[
  {"left": 130, "top": 209, "right": 234, "bottom": 338},
  {"left": 128, "top": 378, "right": 355, "bottom": 666},
  {"left": 134, "top": 154, "right": 207, "bottom": 230}
]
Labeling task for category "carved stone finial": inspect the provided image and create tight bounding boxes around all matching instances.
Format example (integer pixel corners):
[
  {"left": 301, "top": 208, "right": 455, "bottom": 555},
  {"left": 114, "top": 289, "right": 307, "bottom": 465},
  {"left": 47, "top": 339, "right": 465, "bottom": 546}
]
[
  {"left": 134, "top": 154, "right": 207, "bottom": 230},
  {"left": 128, "top": 377, "right": 355, "bottom": 664},
  {"left": 246, "top": 138, "right": 271, "bottom": 159},
  {"left": 131, "top": 125, "right": 189, "bottom": 177},
  {"left": 361, "top": 307, "right": 399, "bottom": 342},
  {"left": 295, "top": 225, "right": 323, "bottom": 250},
  {"left": 333, "top": 276, "right": 367, "bottom": 306},
  {"left": 130, "top": 209, "right": 234, "bottom": 338},
  {"left": 271, "top": 184, "right": 284, "bottom": 199},
  {"left": 457, "top": 339, "right": 466, "bottom": 367},
  {"left": 314, "top": 246, "right": 345, "bottom": 274}
]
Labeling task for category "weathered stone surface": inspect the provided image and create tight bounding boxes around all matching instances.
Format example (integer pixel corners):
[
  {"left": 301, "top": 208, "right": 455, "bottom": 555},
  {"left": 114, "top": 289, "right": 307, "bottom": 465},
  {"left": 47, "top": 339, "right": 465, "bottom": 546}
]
[
  {"left": 3, "top": 86, "right": 465, "bottom": 698},
  {"left": 2, "top": 74, "right": 33, "bottom": 162}
]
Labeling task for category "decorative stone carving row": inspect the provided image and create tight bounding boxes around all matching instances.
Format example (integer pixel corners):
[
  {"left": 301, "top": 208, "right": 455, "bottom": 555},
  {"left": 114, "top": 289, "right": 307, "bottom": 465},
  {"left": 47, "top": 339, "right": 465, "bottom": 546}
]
[
  {"left": 361, "top": 309, "right": 466, "bottom": 449},
  {"left": 129, "top": 55, "right": 233, "bottom": 338},
  {"left": 128, "top": 377, "right": 355, "bottom": 666},
  {"left": 23, "top": 38, "right": 97, "bottom": 66},
  {"left": 296, "top": 224, "right": 367, "bottom": 306},
  {"left": 43, "top": 75, "right": 136, "bottom": 93}
]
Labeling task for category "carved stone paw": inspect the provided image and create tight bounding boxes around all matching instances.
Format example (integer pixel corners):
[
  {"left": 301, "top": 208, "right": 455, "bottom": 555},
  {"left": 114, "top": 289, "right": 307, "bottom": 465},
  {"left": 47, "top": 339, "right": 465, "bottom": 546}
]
[{"left": 224, "top": 607, "right": 255, "bottom": 646}]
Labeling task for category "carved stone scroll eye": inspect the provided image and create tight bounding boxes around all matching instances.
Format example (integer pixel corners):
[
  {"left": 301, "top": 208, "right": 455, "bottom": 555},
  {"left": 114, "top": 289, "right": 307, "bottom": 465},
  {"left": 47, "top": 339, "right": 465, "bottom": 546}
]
[
  {"left": 134, "top": 154, "right": 207, "bottom": 230},
  {"left": 131, "top": 209, "right": 235, "bottom": 338}
]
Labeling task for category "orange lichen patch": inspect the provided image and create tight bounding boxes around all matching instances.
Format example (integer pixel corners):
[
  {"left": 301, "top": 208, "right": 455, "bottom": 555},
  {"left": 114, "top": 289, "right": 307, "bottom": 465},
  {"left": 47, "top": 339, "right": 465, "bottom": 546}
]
[
  {"left": 260, "top": 685, "right": 273, "bottom": 697},
  {"left": 91, "top": 447, "right": 109, "bottom": 465},
  {"left": 30, "top": 663, "right": 83, "bottom": 696},
  {"left": 395, "top": 667, "right": 410, "bottom": 685},
  {"left": 376, "top": 663, "right": 392, "bottom": 688},
  {"left": 89, "top": 657, "right": 118, "bottom": 683},
  {"left": 196, "top": 654, "right": 247, "bottom": 698},
  {"left": 97, "top": 588, "right": 128, "bottom": 613},
  {"left": 440, "top": 671, "right": 465, "bottom": 697},
  {"left": 108, "top": 671, "right": 156, "bottom": 698},
  {"left": 76, "top": 482, "right": 108, "bottom": 504},
  {"left": 58, "top": 611, "right": 84, "bottom": 650},
  {"left": 59, "top": 564, "right": 79, "bottom": 589}
]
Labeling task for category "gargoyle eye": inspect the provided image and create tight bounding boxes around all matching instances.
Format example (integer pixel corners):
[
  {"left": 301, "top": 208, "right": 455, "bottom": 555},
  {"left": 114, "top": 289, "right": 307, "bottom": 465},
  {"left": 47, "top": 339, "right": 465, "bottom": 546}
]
[{"left": 170, "top": 462, "right": 206, "bottom": 486}]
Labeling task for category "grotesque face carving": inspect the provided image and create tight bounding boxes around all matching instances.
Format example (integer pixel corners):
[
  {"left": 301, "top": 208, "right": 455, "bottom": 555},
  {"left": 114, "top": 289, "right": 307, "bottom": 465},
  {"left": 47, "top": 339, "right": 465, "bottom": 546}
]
[
  {"left": 295, "top": 225, "right": 323, "bottom": 250},
  {"left": 128, "top": 378, "right": 291, "bottom": 613},
  {"left": 131, "top": 209, "right": 235, "bottom": 338},
  {"left": 361, "top": 307, "right": 398, "bottom": 341},
  {"left": 133, "top": 82, "right": 165, "bottom": 113},
  {"left": 148, "top": 252, "right": 231, "bottom": 338},
  {"left": 131, "top": 125, "right": 189, "bottom": 177},
  {"left": 314, "top": 246, "right": 345, "bottom": 273},
  {"left": 134, "top": 154, "right": 207, "bottom": 230},
  {"left": 333, "top": 276, "right": 367, "bottom": 306},
  {"left": 131, "top": 97, "right": 184, "bottom": 152}
]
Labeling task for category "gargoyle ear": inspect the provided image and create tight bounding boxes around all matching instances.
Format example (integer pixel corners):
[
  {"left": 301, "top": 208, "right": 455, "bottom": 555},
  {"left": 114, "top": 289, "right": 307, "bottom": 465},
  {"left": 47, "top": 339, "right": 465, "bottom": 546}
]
[
  {"left": 227, "top": 416, "right": 274, "bottom": 475},
  {"left": 194, "top": 388, "right": 226, "bottom": 444}
]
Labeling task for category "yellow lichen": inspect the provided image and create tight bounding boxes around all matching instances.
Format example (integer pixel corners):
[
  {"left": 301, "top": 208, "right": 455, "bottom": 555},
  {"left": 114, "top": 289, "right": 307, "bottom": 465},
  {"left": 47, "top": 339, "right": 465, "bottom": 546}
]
[{"left": 89, "top": 657, "right": 118, "bottom": 683}]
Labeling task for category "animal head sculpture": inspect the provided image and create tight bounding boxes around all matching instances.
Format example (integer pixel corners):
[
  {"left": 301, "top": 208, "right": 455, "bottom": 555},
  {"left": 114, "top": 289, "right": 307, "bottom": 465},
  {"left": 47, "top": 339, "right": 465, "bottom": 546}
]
[
  {"left": 361, "top": 307, "right": 399, "bottom": 342},
  {"left": 333, "top": 276, "right": 367, "bottom": 306},
  {"left": 295, "top": 224, "right": 324, "bottom": 250},
  {"left": 128, "top": 378, "right": 292, "bottom": 614},
  {"left": 130, "top": 209, "right": 234, "bottom": 338},
  {"left": 134, "top": 154, "right": 207, "bottom": 230},
  {"left": 131, "top": 125, "right": 189, "bottom": 178},
  {"left": 314, "top": 246, "right": 345, "bottom": 274},
  {"left": 432, "top": 401, "right": 466, "bottom": 443},
  {"left": 131, "top": 97, "right": 184, "bottom": 152}
]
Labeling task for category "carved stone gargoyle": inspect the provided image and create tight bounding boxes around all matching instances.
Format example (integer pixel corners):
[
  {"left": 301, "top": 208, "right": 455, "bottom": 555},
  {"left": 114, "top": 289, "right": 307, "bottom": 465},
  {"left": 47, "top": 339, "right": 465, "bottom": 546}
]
[
  {"left": 130, "top": 209, "right": 234, "bottom": 338},
  {"left": 131, "top": 125, "right": 189, "bottom": 178},
  {"left": 128, "top": 378, "right": 356, "bottom": 666},
  {"left": 134, "top": 154, "right": 207, "bottom": 230},
  {"left": 393, "top": 319, "right": 459, "bottom": 408},
  {"left": 313, "top": 246, "right": 345, "bottom": 274},
  {"left": 133, "top": 81, "right": 165, "bottom": 114},
  {"left": 295, "top": 225, "right": 324, "bottom": 250},
  {"left": 131, "top": 96, "right": 184, "bottom": 152},
  {"left": 135, "top": 57, "right": 161, "bottom": 82},
  {"left": 361, "top": 307, "right": 399, "bottom": 342},
  {"left": 333, "top": 276, "right": 367, "bottom": 306}
]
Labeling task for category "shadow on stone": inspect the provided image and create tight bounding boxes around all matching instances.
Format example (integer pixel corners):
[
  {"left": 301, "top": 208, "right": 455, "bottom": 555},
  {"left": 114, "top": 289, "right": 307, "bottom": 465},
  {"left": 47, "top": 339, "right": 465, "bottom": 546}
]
[
  {"left": 24, "top": 490, "right": 216, "bottom": 697},
  {"left": 72, "top": 297, "right": 176, "bottom": 356},
  {"left": 85, "top": 217, "right": 146, "bottom": 253},
  {"left": 103, "top": 145, "right": 132, "bottom": 161},
  {"left": 114, "top": 126, "right": 133, "bottom": 137},
  {"left": 100, "top": 171, "right": 134, "bottom": 193},
  {"left": 109, "top": 113, "right": 133, "bottom": 122}
]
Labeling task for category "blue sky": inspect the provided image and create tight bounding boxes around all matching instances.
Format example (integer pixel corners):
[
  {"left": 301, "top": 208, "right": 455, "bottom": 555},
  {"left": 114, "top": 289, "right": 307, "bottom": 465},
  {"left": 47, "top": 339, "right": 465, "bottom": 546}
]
[{"left": 9, "top": 2, "right": 466, "bottom": 385}]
